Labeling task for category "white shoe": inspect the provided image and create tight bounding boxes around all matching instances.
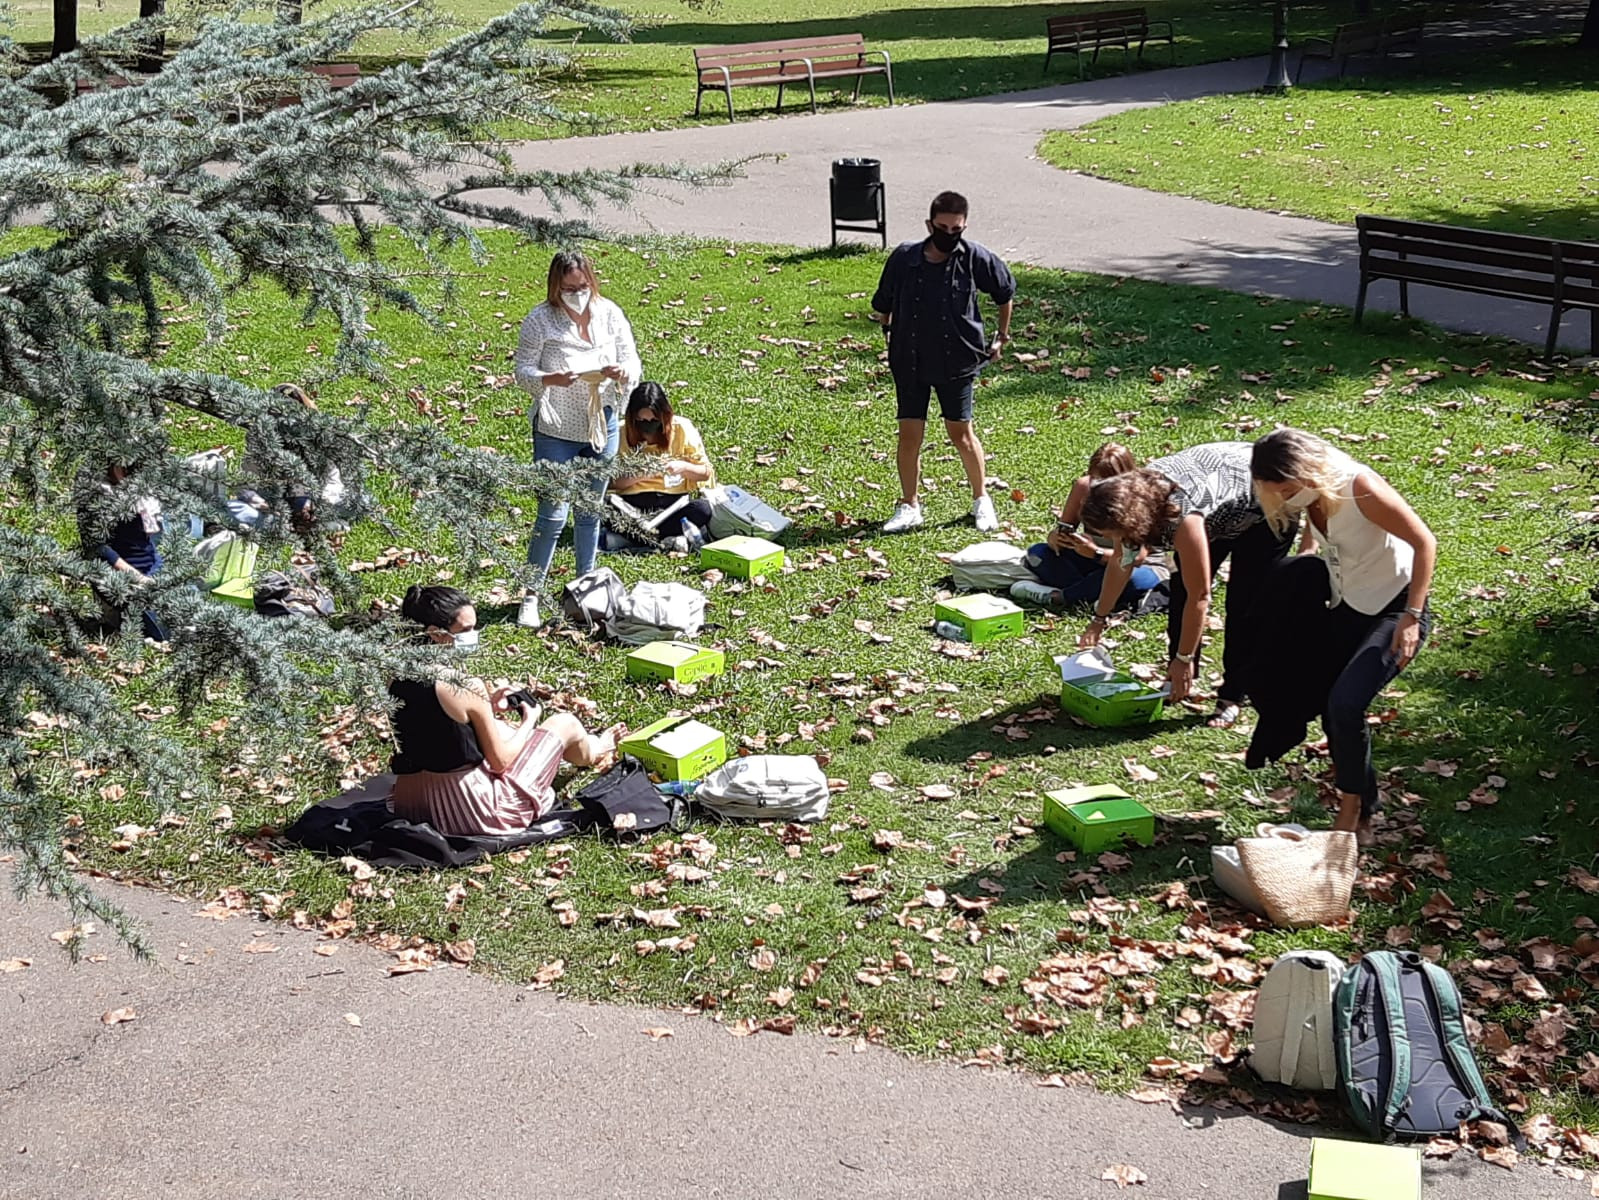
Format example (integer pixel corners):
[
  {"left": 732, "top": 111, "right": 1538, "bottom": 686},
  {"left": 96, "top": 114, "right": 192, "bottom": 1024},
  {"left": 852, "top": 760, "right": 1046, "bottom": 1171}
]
[
  {"left": 972, "top": 494, "right": 999, "bottom": 533},
  {"left": 662, "top": 535, "right": 689, "bottom": 554},
  {"left": 516, "top": 596, "right": 542, "bottom": 629},
  {"left": 883, "top": 502, "right": 924, "bottom": 534},
  {"left": 1009, "top": 579, "right": 1061, "bottom": 607}
]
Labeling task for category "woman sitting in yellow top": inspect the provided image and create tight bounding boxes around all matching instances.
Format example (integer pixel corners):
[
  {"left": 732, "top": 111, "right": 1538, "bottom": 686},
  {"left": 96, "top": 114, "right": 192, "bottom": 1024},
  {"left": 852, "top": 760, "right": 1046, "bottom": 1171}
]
[{"left": 607, "top": 381, "right": 718, "bottom": 554}]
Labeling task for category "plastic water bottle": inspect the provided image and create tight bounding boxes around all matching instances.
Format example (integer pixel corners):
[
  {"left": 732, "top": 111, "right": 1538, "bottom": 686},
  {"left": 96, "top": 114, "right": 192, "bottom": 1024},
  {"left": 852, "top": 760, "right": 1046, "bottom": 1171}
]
[
  {"left": 656, "top": 780, "right": 700, "bottom": 797},
  {"left": 934, "top": 620, "right": 970, "bottom": 641},
  {"left": 681, "top": 517, "right": 705, "bottom": 552}
]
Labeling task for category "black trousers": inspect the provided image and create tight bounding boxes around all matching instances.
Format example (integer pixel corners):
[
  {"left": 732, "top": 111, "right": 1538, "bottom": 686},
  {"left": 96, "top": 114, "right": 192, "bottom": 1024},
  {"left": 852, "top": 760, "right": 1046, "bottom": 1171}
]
[
  {"left": 1324, "top": 592, "right": 1431, "bottom": 817},
  {"left": 1167, "top": 519, "right": 1293, "bottom": 703},
  {"left": 625, "top": 490, "right": 714, "bottom": 530}
]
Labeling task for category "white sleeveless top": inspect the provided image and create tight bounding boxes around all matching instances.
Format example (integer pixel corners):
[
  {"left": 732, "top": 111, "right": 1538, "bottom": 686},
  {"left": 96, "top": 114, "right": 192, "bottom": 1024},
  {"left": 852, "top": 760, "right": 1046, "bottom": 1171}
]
[{"left": 1317, "top": 459, "right": 1414, "bottom": 615}]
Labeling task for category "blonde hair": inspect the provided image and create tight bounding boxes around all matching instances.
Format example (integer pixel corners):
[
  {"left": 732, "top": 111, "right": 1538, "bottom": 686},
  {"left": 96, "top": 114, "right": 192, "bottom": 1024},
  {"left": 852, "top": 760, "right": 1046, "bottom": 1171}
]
[{"left": 1251, "top": 427, "right": 1358, "bottom": 535}]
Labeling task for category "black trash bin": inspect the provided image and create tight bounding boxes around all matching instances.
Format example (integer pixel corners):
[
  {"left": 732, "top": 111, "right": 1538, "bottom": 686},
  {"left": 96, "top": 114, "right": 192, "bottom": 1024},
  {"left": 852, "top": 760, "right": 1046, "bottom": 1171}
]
[{"left": 829, "top": 157, "right": 886, "bottom": 248}]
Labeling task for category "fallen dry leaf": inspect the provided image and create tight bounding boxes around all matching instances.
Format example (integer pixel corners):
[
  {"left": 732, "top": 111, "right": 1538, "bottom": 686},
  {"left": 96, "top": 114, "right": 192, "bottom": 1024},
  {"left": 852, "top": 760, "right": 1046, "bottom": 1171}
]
[
  {"left": 444, "top": 939, "right": 476, "bottom": 964},
  {"left": 343, "top": 1012, "right": 362, "bottom": 1027},
  {"left": 641, "top": 1026, "right": 674, "bottom": 1040},
  {"left": 748, "top": 948, "right": 777, "bottom": 972},
  {"left": 100, "top": 1007, "right": 137, "bottom": 1025},
  {"left": 313, "top": 944, "right": 338, "bottom": 958},
  {"left": 241, "top": 941, "right": 279, "bottom": 955},
  {"left": 1423, "top": 1137, "right": 1460, "bottom": 1159},
  {"left": 919, "top": 783, "right": 956, "bottom": 801},
  {"left": 1101, "top": 1163, "right": 1148, "bottom": 1189},
  {"left": 1567, "top": 867, "right": 1599, "bottom": 895},
  {"left": 1122, "top": 759, "right": 1158, "bottom": 783},
  {"left": 981, "top": 964, "right": 1010, "bottom": 988},
  {"left": 529, "top": 959, "right": 565, "bottom": 989},
  {"left": 0, "top": 958, "right": 31, "bottom": 972},
  {"left": 1479, "top": 1145, "right": 1519, "bottom": 1170}
]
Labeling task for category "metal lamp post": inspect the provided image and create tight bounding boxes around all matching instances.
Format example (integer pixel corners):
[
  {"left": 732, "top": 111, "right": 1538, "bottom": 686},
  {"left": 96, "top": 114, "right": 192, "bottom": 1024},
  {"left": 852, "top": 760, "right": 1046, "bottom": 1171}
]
[{"left": 1264, "top": 1, "right": 1292, "bottom": 92}]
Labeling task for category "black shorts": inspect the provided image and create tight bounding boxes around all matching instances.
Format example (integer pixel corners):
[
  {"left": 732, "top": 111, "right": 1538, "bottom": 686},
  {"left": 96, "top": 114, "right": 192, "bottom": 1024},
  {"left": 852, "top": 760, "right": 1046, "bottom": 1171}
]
[{"left": 894, "top": 373, "right": 975, "bottom": 423}]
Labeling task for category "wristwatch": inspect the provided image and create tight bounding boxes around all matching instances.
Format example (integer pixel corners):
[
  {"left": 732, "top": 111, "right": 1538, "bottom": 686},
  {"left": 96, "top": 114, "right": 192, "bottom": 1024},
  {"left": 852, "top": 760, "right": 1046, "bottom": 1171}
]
[
  {"left": 1173, "top": 651, "right": 1195, "bottom": 664},
  {"left": 1404, "top": 606, "right": 1425, "bottom": 620}
]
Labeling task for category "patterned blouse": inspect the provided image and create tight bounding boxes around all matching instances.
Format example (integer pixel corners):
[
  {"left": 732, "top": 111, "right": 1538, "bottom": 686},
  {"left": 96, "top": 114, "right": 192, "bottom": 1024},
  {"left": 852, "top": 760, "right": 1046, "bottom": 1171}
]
[
  {"left": 513, "top": 297, "right": 642, "bottom": 445},
  {"left": 1144, "top": 441, "right": 1262, "bottom": 546}
]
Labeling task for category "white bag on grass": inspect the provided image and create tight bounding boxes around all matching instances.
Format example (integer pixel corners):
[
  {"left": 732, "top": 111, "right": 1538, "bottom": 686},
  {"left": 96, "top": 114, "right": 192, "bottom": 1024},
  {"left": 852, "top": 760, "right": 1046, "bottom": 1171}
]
[
  {"left": 605, "top": 581, "right": 705, "bottom": 645},
  {"left": 705, "top": 484, "right": 791, "bottom": 540},
  {"left": 950, "top": 541, "right": 1032, "bottom": 591},
  {"left": 695, "top": 755, "right": 830, "bottom": 823},
  {"left": 1249, "top": 949, "right": 1346, "bottom": 1090}
]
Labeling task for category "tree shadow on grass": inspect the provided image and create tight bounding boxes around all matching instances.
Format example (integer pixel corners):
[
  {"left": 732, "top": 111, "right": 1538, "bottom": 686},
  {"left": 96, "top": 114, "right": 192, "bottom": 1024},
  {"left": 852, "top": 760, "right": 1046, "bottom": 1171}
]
[{"left": 905, "top": 690, "right": 1206, "bottom": 765}]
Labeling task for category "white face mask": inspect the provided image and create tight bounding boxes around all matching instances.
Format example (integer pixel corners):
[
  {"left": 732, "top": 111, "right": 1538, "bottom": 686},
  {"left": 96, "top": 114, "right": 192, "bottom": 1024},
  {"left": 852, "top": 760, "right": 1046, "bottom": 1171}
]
[
  {"left": 1282, "top": 487, "right": 1319, "bottom": 511},
  {"left": 1118, "top": 542, "right": 1142, "bottom": 569},
  {"left": 451, "top": 628, "right": 480, "bottom": 652},
  {"left": 562, "top": 288, "right": 592, "bottom": 315}
]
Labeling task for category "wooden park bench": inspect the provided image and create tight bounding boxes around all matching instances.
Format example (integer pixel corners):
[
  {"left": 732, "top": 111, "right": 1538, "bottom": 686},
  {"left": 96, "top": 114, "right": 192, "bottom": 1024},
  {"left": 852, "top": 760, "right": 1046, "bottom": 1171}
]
[
  {"left": 1043, "top": 8, "right": 1175, "bottom": 78},
  {"left": 692, "top": 34, "right": 893, "bottom": 123},
  {"left": 1355, "top": 215, "right": 1599, "bottom": 358},
  {"left": 276, "top": 62, "right": 362, "bottom": 107},
  {"left": 1297, "top": 11, "right": 1424, "bottom": 82}
]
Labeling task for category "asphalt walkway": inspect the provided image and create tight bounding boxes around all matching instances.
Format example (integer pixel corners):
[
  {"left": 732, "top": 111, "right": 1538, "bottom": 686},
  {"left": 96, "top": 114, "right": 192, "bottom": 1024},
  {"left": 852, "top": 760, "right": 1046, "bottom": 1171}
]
[
  {"left": 1, "top": 883, "right": 1580, "bottom": 1199},
  {"left": 491, "top": 51, "right": 1590, "bottom": 353}
]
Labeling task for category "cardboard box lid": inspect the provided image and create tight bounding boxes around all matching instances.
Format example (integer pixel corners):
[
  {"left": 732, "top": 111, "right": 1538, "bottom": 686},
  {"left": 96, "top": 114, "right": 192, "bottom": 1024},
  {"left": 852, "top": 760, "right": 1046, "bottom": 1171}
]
[
  {"left": 940, "top": 593, "right": 1023, "bottom": 619},
  {"left": 1046, "top": 784, "right": 1131, "bottom": 809},
  {"left": 703, "top": 535, "right": 782, "bottom": 557},
  {"left": 1054, "top": 647, "right": 1116, "bottom": 684},
  {"left": 1067, "top": 795, "right": 1152, "bottom": 824},
  {"left": 1309, "top": 1138, "right": 1420, "bottom": 1200},
  {"left": 628, "top": 641, "right": 709, "bottom": 667}
]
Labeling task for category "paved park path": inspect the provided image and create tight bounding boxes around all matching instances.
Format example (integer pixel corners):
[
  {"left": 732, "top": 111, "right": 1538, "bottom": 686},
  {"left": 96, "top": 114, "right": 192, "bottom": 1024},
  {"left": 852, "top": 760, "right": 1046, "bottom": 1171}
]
[
  {"left": 1, "top": 882, "right": 1582, "bottom": 1199},
  {"left": 492, "top": 36, "right": 1590, "bottom": 353}
]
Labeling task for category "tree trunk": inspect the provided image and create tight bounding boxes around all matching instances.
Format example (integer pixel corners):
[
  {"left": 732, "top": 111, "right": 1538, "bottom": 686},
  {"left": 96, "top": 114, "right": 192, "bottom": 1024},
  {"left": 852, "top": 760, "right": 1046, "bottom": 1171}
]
[
  {"left": 51, "top": 0, "right": 78, "bottom": 58},
  {"left": 1580, "top": 0, "right": 1599, "bottom": 49},
  {"left": 137, "top": 0, "right": 166, "bottom": 75}
]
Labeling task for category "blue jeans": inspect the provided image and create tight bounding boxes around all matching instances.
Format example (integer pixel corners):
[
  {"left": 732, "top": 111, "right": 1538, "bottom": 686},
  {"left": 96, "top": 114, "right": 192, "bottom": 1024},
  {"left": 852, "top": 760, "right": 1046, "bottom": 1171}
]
[
  {"left": 1025, "top": 543, "right": 1159, "bottom": 607},
  {"left": 526, "top": 409, "right": 618, "bottom": 583}
]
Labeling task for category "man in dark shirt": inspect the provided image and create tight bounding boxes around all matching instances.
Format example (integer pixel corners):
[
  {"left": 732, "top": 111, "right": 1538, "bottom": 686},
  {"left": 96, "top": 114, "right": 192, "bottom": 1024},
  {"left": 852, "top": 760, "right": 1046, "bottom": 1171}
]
[{"left": 870, "top": 191, "right": 1016, "bottom": 534}]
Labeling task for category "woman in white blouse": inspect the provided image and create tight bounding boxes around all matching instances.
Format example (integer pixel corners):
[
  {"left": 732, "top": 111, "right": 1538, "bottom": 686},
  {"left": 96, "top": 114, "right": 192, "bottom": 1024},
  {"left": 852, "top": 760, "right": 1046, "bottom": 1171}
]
[
  {"left": 1244, "top": 428, "right": 1436, "bottom": 845},
  {"left": 512, "top": 251, "right": 641, "bottom": 627}
]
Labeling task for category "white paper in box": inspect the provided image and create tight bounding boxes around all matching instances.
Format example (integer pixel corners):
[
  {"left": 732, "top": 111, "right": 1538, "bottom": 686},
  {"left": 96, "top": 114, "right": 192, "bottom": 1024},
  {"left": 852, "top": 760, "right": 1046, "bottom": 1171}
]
[
  {"left": 1055, "top": 647, "right": 1116, "bottom": 685},
  {"left": 650, "top": 719, "right": 722, "bottom": 757}
]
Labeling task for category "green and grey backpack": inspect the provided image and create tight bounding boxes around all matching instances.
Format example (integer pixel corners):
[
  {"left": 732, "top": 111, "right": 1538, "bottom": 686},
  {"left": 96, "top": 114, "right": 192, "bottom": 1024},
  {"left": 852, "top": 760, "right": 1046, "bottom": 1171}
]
[{"left": 1333, "top": 951, "right": 1517, "bottom": 1141}]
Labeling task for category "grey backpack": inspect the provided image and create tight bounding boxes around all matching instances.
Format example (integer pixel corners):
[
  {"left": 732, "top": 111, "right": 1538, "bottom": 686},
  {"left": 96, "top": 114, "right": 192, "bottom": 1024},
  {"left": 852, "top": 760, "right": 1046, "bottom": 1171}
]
[
  {"left": 694, "top": 755, "right": 830, "bottom": 822},
  {"left": 1333, "top": 951, "right": 1517, "bottom": 1141},
  {"left": 561, "top": 567, "right": 627, "bottom": 631}
]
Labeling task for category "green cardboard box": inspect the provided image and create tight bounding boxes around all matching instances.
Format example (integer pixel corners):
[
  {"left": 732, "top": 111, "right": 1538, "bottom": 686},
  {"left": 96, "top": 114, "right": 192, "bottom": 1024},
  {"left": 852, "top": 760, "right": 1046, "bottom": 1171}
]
[
  {"left": 1042, "top": 785, "right": 1155, "bottom": 853},
  {"left": 625, "top": 641, "right": 726, "bottom": 686},
  {"left": 1054, "top": 650, "right": 1165, "bottom": 728},
  {"left": 700, "top": 535, "right": 785, "bottom": 579},
  {"left": 205, "top": 536, "right": 259, "bottom": 609},
  {"left": 934, "top": 593, "right": 1024, "bottom": 644},
  {"left": 1308, "top": 1138, "right": 1421, "bottom": 1200},
  {"left": 619, "top": 715, "right": 728, "bottom": 782}
]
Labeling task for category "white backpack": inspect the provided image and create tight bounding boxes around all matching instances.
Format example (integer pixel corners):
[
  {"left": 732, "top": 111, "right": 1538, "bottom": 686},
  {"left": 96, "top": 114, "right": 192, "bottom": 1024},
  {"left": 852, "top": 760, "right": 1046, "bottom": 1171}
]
[
  {"left": 606, "top": 581, "right": 706, "bottom": 645},
  {"left": 694, "top": 755, "right": 830, "bottom": 822},
  {"left": 949, "top": 541, "right": 1032, "bottom": 591},
  {"left": 1249, "top": 949, "right": 1345, "bottom": 1090},
  {"left": 705, "top": 484, "right": 792, "bottom": 540}
]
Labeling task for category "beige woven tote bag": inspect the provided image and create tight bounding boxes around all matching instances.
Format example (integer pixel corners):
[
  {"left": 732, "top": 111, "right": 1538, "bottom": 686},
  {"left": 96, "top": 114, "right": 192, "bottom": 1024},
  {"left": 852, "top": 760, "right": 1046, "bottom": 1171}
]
[{"left": 1235, "top": 830, "right": 1358, "bottom": 928}]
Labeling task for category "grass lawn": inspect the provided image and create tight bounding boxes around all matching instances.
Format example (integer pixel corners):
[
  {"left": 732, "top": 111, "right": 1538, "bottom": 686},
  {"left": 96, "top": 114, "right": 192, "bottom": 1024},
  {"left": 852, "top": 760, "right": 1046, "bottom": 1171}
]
[
  {"left": 1040, "top": 46, "right": 1599, "bottom": 242},
  {"left": 8, "top": 1, "right": 1482, "bottom": 136},
  {"left": 19, "top": 233, "right": 1599, "bottom": 1133}
]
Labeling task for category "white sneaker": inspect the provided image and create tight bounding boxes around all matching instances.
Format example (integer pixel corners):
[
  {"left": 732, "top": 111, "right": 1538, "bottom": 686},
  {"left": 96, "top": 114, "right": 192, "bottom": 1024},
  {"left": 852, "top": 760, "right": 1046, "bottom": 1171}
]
[
  {"left": 661, "top": 535, "right": 689, "bottom": 554},
  {"left": 883, "top": 502, "right": 924, "bottom": 534},
  {"left": 1009, "top": 579, "right": 1061, "bottom": 607},
  {"left": 516, "top": 595, "right": 542, "bottom": 629},
  {"left": 972, "top": 494, "right": 999, "bottom": 532}
]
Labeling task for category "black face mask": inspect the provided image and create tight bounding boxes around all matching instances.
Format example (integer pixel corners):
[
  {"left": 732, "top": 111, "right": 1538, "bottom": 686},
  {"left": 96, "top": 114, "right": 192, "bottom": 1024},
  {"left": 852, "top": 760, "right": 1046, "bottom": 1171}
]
[
  {"left": 634, "top": 418, "right": 663, "bottom": 436},
  {"left": 928, "top": 226, "right": 964, "bottom": 253}
]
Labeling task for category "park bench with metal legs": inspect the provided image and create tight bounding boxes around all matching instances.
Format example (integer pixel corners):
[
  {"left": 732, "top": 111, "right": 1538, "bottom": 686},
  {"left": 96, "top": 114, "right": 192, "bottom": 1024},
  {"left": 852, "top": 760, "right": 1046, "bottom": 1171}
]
[
  {"left": 1298, "top": 11, "right": 1424, "bottom": 82},
  {"left": 1355, "top": 215, "right": 1599, "bottom": 358},
  {"left": 692, "top": 34, "right": 893, "bottom": 123},
  {"left": 1043, "top": 8, "right": 1175, "bottom": 78}
]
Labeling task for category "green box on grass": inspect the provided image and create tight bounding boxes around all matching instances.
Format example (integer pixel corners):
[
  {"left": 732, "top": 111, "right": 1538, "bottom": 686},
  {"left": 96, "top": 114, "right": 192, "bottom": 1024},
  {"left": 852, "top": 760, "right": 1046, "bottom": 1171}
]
[
  {"left": 1308, "top": 1138, "right": 1421, "bottom": 1200},
  {"left": 624, "top": 641, "right": 726, "bottom": 686},
  {"left": 700, "top": 535, "right": 785, "bottom": 579},
  {"left": 1054, "top": 651, "right": 1164, "bottom": 727},
  {"left": 1042, "top": 785, "right": 1155, "bottom": 853},
  {"left": 619, "top": 715, "right": 728, "bottom": 782},
  {"left": 934, "top": 593, "right": 1024, "bottom": 644}
]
